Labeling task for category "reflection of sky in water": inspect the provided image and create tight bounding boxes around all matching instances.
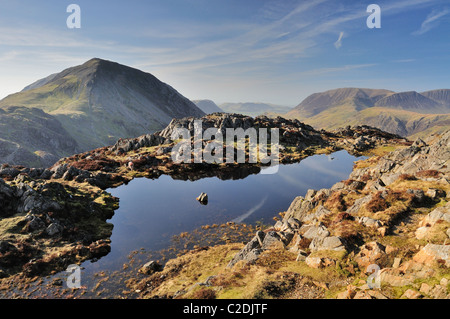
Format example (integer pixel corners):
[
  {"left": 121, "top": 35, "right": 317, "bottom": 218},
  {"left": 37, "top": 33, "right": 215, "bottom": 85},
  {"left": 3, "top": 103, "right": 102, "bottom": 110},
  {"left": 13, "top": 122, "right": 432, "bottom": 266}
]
[
  {"left": 13, "top": 150, "right": 365, "bottom": 297},
  {"left": 81, "top": 150, "right": 364, "bottom": 273}
]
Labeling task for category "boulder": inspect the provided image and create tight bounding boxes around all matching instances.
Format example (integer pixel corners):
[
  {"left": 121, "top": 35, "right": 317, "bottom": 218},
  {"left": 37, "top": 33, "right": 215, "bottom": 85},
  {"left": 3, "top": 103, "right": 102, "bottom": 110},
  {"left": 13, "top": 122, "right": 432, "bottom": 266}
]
[
  {"left": 261, "top": 231, "right": 285, "bottom": 250},
  {"left": 139, "top": 260, "right": 163, "bottom": 275},
  {"left": 422, "top": 206, "right": 450, "bottom": 226},
  {"left": 412, "top": 138, "right": 427, "bottom": 148},
  {"left": 357, "top": 216, "right": 382, "bottom": 228},
  {"left": 296, "top": 250, "right": 308, "bottom": 262},
  {"left": 46, "top": 223, "right": 63, "bottom": 236},
  {"left": 355, "top": 241, "right": 388, "bottom": 270},
  {"left": 401, "top": 289, "right": 422, "bottom": 299},
  {"left": 346, "top": 195, "right": 372, "bottom": 215},
  {"left": 302, "top": 224, "right": 330, "bottom": 240},
  {"left": 24, "top": 214, "right": 46, "bottom": 231},
  {"left": 305, "top": 189, "right": 317, "bottom": 201},
  {"left": 305, "top": 256, "right": 323, "bottom": 269},
  {"left": 426, "top": 188, "right": 446, "bottom": 199},
  {"left": 309, "top": 236, "right": 346, "bottom": 252},
  {"left": 302, "top": 205, "right": 332, "bottom": 223},
  {"left": 378, "top": 268, "right": 413, "bottom": 287},
  {"left": 413, "top": 244, "right": 450, "bottom": 267},
  {"left": 380, "top": 173, "right": 400, "bottom": 186},
  {"left": 227, "top": 232, "right": 265, "bottom": 268},
  {"left": 285, "top": 198, "right": 315, "bottom": 221}
]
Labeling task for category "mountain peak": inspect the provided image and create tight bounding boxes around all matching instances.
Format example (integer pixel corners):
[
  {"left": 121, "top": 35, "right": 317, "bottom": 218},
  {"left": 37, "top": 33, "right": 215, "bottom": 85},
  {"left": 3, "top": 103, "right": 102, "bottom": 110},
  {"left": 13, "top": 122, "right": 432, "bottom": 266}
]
[
  {"left": 0, "top": 58, "right": 205, "bottom": 166},
  {"left": 289, "top": 87, "right": 394, "bottom": 117}
]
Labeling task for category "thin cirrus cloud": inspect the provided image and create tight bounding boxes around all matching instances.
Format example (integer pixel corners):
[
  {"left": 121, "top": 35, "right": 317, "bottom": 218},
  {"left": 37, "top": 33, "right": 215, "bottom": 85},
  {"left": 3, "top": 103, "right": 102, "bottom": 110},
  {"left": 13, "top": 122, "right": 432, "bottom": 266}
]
[
  {"left": 334, "top": 31, "right": 344, "bottom": 49},
  {"left": 0, "top": 0, "right": 448, "bottom": 103},
  {"left": 412, "top": 8, "right": 449, "bottom": 35}
]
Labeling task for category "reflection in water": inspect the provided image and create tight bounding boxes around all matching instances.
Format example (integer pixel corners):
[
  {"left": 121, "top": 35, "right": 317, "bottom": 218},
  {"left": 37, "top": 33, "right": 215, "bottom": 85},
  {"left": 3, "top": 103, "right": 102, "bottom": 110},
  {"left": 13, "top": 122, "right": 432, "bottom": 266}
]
[
  {"left": 98, "top": 150, "right": 364, "bottom": 270},
  {"left": 232, "top": 195, "right": 268, "bottom": 223},
  {"left": 12, "top": 150, "right": 365, "bottom": 298}
]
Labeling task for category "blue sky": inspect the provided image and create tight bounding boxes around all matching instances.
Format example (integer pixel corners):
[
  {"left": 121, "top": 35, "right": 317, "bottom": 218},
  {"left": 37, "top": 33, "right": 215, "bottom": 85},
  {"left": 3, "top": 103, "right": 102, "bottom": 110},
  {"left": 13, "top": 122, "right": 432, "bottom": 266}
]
[{"left": 0, "top": 0, "right": 448, "bottom": 105}]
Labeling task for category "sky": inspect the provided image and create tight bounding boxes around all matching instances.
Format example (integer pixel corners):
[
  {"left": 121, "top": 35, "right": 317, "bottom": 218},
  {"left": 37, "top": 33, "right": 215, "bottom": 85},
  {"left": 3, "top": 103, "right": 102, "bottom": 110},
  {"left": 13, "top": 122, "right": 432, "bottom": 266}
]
[{"left": 0, "top": 0, "right": 448, "bottom": 106}]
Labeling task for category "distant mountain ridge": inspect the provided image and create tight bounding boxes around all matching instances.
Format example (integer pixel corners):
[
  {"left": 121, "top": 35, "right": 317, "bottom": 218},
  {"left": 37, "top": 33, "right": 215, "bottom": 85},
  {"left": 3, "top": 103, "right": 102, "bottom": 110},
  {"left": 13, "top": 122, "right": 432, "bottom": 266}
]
[
  {"left": 219, "top": 102, "right": 293, "bottom": 117},
  {"left": 192, "top": 99, "right": 223, "bottom": 114},
  {"left": 0, "top": 58, "right": 205, "bottom": 167},
  {"left": 286, "top": 87, "right": 450, "bottom": 138}
]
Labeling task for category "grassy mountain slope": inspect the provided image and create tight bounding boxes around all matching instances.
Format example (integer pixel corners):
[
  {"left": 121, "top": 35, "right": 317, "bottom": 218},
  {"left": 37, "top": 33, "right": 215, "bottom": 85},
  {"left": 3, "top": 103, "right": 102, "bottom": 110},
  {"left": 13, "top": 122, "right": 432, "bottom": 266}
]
[
  {"left": 0, "top": 58, "right": 205, "bottom": 166},
  {"left": 285, "top": 88, "right": 450, "bottom": 138}
]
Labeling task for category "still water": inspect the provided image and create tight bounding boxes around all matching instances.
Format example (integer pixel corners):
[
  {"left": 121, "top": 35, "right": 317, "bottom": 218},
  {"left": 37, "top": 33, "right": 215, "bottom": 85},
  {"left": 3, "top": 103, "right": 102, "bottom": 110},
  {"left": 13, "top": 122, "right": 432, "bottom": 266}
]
[
  {"left": 91, "top": 150, "right": 364, "bottom": 271},
  {"left": 9, "top": 150, "right": 365, "bottom": 297}
]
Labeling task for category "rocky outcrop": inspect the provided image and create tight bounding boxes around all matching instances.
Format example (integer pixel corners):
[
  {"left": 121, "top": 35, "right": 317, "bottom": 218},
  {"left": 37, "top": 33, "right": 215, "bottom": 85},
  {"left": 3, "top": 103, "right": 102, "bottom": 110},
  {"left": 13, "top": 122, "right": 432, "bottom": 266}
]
[
  {"left": 226, "top": 129, "right": 449, "bottom": 299},
  {"left": 158, "top": 113, "right": 328, "bottom": 150},
  {"left": 331, "top": 125, "right": 407, "bottom": 153},
  {"left": 0, "top": 172, "right": 118, "bottom": 278},
  {"left": 350, "top": 130, "right": 450, "bottom": 181}
]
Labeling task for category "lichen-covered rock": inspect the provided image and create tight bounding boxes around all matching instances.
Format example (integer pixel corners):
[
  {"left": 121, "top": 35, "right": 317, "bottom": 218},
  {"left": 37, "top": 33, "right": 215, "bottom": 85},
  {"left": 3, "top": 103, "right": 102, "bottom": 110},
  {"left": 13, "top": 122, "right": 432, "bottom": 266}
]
[
  {"left": 355, "top": 241, "right": 388, "bottom": 270},
  {"left": 413, "top": 244, "right": 450, "bottom": 267}
]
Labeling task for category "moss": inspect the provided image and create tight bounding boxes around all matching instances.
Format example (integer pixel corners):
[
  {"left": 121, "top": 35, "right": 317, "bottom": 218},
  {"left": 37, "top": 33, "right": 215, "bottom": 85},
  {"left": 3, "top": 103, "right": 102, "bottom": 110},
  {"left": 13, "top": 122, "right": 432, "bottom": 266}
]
[
  {"left": 362, "top": 144, "right": 400, "bottom": 157},
  {"left": 420, "top": 221, "right": 450, "bottom": 243},
  {"left": 0, "top": 215, "right": 28, "bottom": 241},
  {"left": 309, "top": 249, "right": 348, "bottom": 261}
]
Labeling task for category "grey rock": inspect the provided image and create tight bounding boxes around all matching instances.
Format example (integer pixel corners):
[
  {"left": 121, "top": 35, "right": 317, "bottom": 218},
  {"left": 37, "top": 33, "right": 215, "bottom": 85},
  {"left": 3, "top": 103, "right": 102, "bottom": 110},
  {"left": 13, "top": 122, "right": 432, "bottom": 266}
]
[
  {"left": 425, "top": 206, "right": 450, "bottom": 225},
  {"left": 284, "top": 196, "right": 316, "bottom": 221},
  {"left": 139, "top": 260, "right": 163, "bottom": 275},
  {"left": 46, "top": 223, "right": 63, "bottom": 236},
  {"left": 305, "top": 189, "right": 317, "bottom": 201},
  {"left": 25, "top": 215, "right": 45, "bottom": 231},
  {"left": 357, "top": 216, "right": 382, "bottom": 228},
  {"left": 39, "top": 169, "right": 53, "bottom": 180},
  {"left": 227, "top": 232, "right": 265, "bottom": 268},
  {"left": 347, "top": 194, "right": 372, "bottom": 215},
  {"left": 296, "top": 250, "right": 308, "bottom": 262},
  {"left": 302, "top": 224, "right": 330, "bottom": 240},
  {"left": 302, "top": 205, "right": 332, "bottom": 223},
  {"left": 261, "top": 231, "right": 285, "bottom": 250},
  {"left": 368, "top": 179, "right": 386, "bottom": 192},
  {"left": 156, "top": 146, "right": 172, "bottom": 156},
  {"left": 426, "top": 188, "right": 446, "bottom": 199},
  {"left": 414, "top": 244, "right": 450, "bottom": 267},
  {"left": 380, "top": 173, "right": 400, "bottom": 186},
  {"left": 309, "top": 236, "right": 346, "bottom": 252}
]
